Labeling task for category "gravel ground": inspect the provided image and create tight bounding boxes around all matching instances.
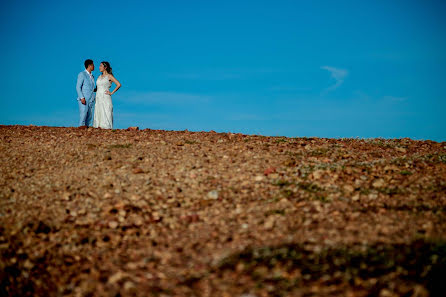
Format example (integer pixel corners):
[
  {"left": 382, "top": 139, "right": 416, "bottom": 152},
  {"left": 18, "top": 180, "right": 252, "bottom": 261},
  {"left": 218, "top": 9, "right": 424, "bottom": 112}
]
[{"left": 1, "top": 125, "right": 445, "bottom": 297}]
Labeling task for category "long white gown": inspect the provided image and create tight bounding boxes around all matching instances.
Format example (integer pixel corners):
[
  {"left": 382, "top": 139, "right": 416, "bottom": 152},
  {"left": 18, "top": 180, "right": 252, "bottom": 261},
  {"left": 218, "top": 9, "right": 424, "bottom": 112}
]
[{"left": 93, "top": 75, "right": 113, "bottom": 129}]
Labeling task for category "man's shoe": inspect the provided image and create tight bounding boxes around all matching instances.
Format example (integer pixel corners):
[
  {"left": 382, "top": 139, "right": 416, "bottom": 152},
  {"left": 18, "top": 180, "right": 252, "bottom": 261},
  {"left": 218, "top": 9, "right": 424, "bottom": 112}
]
[{"left": 78, "top": 125, "right": 88, "bottom": 129}]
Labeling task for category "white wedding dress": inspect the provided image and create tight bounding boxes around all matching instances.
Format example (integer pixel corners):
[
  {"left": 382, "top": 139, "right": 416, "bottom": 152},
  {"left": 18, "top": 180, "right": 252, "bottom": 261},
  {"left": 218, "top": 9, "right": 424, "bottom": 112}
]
[{"left": 93, "top": 75, "right": 113, "bottom": 129}]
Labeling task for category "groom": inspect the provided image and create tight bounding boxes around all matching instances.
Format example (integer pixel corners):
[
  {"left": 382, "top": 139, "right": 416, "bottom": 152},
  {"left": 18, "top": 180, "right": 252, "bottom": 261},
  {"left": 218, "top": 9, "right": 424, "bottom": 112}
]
[{"left": 76, "top": 59, "right": 96, "bottom": 127}]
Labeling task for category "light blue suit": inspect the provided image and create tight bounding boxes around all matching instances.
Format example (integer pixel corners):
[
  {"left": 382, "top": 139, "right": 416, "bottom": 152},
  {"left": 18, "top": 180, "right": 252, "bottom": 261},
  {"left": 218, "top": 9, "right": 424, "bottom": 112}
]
[{"left": 76, "top": 70, "right": 96, "bottom": 126}]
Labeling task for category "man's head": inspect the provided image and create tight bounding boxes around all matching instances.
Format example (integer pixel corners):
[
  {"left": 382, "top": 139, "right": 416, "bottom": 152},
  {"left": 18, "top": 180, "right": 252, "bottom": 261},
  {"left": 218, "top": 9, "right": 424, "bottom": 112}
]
[{"left": 84, "top": 59, "right": 94, "bottom": 72}]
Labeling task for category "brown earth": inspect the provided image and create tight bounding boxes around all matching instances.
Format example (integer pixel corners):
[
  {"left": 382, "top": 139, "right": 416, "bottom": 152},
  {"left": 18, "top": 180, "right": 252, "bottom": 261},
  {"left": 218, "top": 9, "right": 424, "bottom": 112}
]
[{"left": 1, "top": 125, "right": 445, "bottom": 297}]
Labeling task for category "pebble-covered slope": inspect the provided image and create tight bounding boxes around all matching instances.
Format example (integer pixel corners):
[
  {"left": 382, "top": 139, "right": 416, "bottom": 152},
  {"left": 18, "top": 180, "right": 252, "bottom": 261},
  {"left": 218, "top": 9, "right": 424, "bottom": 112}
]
[{"left": 1, "top": 125, "right": 445, "bottom": 297}]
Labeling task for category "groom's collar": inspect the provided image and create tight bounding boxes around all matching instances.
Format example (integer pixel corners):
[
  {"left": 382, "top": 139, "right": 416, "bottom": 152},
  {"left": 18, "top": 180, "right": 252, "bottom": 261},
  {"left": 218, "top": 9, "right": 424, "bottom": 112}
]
[{"left": 85, "top": 69, "right": 93, "bottom": 76}]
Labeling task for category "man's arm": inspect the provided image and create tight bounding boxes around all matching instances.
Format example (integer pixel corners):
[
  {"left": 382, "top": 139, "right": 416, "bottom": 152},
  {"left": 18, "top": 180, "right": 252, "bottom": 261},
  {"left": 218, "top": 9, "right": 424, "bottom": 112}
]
[
  {"left": 76, "top": 72, "right": 87, "bottom": 105},
  {"left": 76, "top": 72, "right": 85, "bottom": 99}
]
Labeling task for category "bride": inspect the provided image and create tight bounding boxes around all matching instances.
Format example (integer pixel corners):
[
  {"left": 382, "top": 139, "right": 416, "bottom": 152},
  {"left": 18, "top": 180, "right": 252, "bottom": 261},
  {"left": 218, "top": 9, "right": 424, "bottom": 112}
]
[{"left": 93, "top": 61, "right": 121, "bottom": 129}]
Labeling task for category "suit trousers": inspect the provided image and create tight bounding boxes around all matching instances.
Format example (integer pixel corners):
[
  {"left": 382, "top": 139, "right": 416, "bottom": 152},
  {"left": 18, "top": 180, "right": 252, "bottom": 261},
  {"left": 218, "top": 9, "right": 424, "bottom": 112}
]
[{"left": 78, "top": 99, "right": 94, "bottom": 127}]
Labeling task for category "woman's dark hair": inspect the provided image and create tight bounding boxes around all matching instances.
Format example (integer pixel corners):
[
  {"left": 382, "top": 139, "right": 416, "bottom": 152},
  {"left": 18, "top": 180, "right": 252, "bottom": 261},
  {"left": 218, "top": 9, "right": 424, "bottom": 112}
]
[
  {"left": 84, "top": 59, "right": 93, "bottom": 69},
  {"left": 101, "top": 61, "right": 113, "bottom": 75}
]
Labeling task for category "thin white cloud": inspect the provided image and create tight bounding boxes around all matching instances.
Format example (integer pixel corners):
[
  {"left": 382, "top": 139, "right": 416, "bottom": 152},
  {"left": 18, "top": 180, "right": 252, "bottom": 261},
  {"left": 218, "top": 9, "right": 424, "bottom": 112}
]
[{"left": 321, "top": 66, "right": 348, "bottom": 90}]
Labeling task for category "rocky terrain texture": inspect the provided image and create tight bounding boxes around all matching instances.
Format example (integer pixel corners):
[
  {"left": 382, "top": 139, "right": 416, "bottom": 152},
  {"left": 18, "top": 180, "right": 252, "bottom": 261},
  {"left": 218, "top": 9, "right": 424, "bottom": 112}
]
[{"left": 1, "top": 125, "right": 445, "bottom": 297}]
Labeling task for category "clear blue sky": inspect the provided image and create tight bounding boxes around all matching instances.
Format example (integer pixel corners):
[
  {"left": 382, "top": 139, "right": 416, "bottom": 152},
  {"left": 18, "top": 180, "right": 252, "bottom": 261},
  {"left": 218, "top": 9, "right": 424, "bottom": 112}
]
[{"left": 1, "top": 0, "right": 445, "bottom": 140}]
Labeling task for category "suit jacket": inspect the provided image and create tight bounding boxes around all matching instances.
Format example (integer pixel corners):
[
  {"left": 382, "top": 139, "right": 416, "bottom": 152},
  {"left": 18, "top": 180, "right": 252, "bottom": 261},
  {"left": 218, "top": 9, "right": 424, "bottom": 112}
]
[{"left": 76, "top": 70, "right": 96, "bottom": 102}]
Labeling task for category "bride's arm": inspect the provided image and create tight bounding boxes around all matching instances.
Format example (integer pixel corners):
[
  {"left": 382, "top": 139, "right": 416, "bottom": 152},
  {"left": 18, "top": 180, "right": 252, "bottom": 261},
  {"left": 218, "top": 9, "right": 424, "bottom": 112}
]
[{"left": 107, "top": 75, "right": 121, "bottom": 95}]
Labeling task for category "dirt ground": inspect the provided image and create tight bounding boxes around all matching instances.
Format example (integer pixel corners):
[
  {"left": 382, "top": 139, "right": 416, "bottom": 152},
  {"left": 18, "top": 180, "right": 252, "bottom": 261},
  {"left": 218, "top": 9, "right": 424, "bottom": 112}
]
[{"left": 1, "top": 125, "right": 445, "bottom": 297}]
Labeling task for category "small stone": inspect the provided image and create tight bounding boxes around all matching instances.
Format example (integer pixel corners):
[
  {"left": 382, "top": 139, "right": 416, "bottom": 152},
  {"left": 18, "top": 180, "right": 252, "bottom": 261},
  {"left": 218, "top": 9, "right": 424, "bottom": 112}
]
[
  {"left": 312, "top": 170, "right": 324, "bottom": 180},
  {"left": 151, "top": 212, "right": 161, "bottom": 222},
  {"left": 395, "top": 147, "right": 407, "bottom": 153},
  {"left": 62, "top": 192, "right": 71, "bottom": 201},
  {"left": 126, "top": 262, "right": 139, "bottom": 270},
  {"left": 379, "top": 288, "right": 396, "bottom": 297},
  {"left": 343, "top": 184, "right": 355, "bottom": 193},
  {"left": 368, "top": 193, "right": 378, "bottom": 200},
  {"left": 124, "top": 281, "right": 136, "bottom": 291},
  {"left": 127, "top": 126, "right": 139, "bottom": 131},
  {"left": 264, "top": 167, "right": 276, "bottom": 176},
  {"left": 254, "top": 175, "right": 264, "bottom": 182},
  {"left": 264, "top": 217, "right": 275, "bottom": 230},
  {"left": 372, "top": 179, "right": 385, "bottom": 188},
  {"left": 23, "top": 259, "right": 34, "bottom": 269},
  {"left": 180, "top": 213, "right": 200, "bottom": 223},
  {"left": 411, "top": 285, "right": 429, "bottom": 297},
  {"left": 133, "top": 167, "right": 144, "bottom": 174},
  {"left": 108, "top": 271, "right": 125, "bottom": 284},
  {"left": 134, "top": 217, "right": 144, "bottom": 226},
  {"left": 283, "top": 159, "right": 296, "bottom": 166},
  {"left": 268, "top": 173, "right": 279, "bottom": 179},
  {"left": 207, "top": 190, "right": 219, "bottom": 200},
  {"left": 108, "top": 221, "right": 119, "bottom": 229},
  {"left": 384, "top": 165, "right": 399, "bottom": 172}
]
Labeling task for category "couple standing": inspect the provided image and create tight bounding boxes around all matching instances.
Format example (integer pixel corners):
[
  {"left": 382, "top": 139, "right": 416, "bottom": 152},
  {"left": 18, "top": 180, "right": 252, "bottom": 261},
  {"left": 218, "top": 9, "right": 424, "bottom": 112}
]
[{"left": 76, "top": 59, "right": 121, "bottom": 129}]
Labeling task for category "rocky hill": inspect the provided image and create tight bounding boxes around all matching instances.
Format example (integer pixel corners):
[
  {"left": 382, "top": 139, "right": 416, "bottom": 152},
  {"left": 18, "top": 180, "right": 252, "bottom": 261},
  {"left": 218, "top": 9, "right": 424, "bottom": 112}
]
[{"left": 1, "top": 125, "right": 445, "bottom": 296}]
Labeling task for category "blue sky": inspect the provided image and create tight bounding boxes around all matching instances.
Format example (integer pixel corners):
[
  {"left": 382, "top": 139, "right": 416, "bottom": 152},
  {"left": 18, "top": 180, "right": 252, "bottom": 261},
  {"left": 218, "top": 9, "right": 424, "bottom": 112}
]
[{"left": 1, "top": 0, "right": 445, "bottom": 140}]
